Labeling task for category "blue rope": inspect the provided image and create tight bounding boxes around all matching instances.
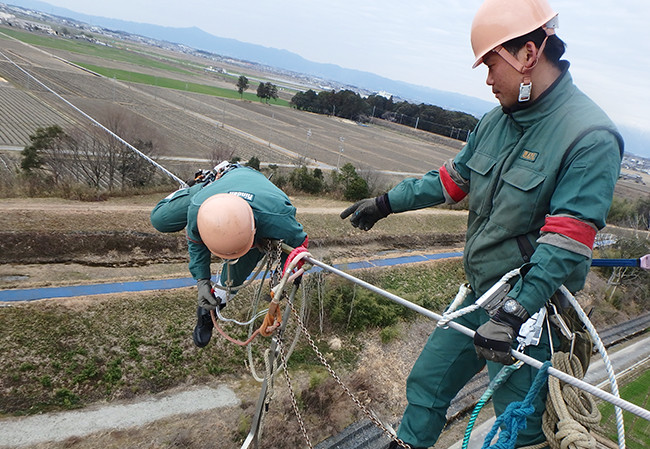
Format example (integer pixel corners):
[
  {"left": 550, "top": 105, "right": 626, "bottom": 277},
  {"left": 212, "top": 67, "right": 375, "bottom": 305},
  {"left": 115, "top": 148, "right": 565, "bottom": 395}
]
[
  {"left": 463, "top": 363, "right": 522, "bottom": 449},
  {"left": 480, "top": 361, "right": 552, "bottom": 449}
]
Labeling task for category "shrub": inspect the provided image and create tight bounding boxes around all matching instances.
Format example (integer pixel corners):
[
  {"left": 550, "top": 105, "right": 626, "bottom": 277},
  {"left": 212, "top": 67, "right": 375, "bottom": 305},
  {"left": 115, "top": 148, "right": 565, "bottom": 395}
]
[
  {"left": 343, "top": 176, "right": 369, "bottom": 201},
  {"left": 289, "top": 166, "right": 324, "bottom": 194},
  {"left": 333, "top": 163, "right": 370, "bottom": 201},
  {"left": 245, "top": 156, "right": 260, "bottom": 170}
]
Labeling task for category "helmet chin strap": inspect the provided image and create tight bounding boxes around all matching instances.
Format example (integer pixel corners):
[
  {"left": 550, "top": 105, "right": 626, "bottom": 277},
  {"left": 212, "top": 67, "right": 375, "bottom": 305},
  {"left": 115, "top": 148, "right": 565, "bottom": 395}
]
[{"left": 492, "top": 28, "right": 554, "bottom": 102}]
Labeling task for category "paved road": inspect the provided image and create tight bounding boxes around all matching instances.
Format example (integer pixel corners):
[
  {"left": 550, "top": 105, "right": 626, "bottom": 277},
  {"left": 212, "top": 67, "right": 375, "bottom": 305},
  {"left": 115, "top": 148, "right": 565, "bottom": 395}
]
[{"left": 0, "top": 386, "right": 239, "bottom": 448}]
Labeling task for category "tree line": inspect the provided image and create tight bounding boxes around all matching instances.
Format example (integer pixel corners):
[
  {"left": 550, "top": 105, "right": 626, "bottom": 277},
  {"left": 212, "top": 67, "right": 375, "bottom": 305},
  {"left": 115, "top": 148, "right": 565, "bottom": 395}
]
[
  {"left": 290, "top": 89, "right": 479, "bottom": 141},
  {"left": 236, "top": 75, "right": 278, "bottom": 103}
]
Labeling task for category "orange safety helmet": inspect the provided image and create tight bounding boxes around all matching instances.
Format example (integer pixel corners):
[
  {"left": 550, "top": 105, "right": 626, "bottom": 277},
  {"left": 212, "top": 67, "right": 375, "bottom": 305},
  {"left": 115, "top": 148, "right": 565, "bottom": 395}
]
[
  {"left": 197, "top": 193, "right": 256, "bottom": 259},
  {"left": 471, "top": 0, "right": 558, "bottom": 69}
]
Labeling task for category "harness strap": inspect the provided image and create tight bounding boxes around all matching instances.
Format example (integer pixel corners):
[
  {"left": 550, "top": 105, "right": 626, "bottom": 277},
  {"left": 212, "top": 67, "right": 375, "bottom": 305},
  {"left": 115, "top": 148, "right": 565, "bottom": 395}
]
[{"left": 516, "top": 235, "right": 535, "bottom": 263}]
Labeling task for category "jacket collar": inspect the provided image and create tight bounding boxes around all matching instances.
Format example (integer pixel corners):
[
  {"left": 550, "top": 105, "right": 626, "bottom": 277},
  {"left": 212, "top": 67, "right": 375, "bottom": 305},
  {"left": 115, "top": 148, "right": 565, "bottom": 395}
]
[{"left": 503, "top": 61, "right": 573, "bottom": 127}]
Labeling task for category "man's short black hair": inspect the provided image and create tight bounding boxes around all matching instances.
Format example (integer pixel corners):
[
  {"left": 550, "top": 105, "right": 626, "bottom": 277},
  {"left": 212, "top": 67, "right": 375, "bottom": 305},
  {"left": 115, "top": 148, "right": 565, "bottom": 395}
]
[{"left": 502, "top": 27, "right": 566, "bottom": 68}]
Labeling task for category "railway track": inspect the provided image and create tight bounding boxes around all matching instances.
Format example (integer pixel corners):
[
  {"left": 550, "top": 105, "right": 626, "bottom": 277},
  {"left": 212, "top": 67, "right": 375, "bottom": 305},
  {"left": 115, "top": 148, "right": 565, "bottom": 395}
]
[{"left": 598, "top": 310, "right": 650, "bottom": 347}]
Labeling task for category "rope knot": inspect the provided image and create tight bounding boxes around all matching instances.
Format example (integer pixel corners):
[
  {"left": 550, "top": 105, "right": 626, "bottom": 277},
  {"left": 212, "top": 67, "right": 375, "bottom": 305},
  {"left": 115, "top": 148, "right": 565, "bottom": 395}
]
[
  {"left": 481, "top": 361, "right": 552, "bottom": 449},
  {"left": 555, "top": 419, "right": 596, "bottom": 449}
]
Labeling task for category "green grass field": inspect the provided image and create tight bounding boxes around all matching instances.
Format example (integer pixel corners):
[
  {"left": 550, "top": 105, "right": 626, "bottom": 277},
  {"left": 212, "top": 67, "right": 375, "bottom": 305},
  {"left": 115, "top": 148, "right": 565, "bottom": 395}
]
[
  {"left": 0, "top": 27, "right": 193, "bottom": 75},
  {"left": 599, "top": 367, "right": 650, "bottom": 449},
  {"left": 1, "top": 27, "right": 290, "bottom": 106},
  {"left": 74, "top": 62, "right": 289, "bottom": 105}
]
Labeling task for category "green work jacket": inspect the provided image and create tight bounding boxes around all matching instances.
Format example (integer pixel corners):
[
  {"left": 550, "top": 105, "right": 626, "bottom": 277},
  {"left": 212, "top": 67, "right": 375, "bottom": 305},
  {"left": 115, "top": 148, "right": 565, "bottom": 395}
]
[
  {"left": 186, "top": 167, "right": 306, "bottom": 281},
  {"left": 387, "top": 63, "right": 623, "bottom": 315}
]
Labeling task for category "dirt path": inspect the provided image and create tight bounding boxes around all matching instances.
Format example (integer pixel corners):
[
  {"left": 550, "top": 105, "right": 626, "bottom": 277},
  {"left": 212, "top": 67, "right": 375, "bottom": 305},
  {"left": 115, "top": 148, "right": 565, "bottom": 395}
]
[{"left": 0, "top": 197, "right": 466, "bottom": 215}]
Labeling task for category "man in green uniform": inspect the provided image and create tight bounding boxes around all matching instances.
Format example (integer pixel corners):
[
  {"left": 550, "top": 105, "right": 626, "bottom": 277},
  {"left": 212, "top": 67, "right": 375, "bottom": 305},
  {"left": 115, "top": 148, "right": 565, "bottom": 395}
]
[
  {"left": 151, "top": 163, "right": 307, "bottom": 348},
  {"left": 341, "top": 0, "right": 623, "bottom": 447}
]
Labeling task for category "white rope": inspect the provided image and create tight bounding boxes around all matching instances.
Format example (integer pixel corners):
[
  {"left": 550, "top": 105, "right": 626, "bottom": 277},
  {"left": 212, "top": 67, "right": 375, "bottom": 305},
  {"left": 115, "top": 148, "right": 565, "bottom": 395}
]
[
  {"left": 437, "top": 269, "right": 520, "bottom": 328},
  {"left": 437, "top": 283, "right": 473, "bottom": 327},
  {"left": 216, "top": 307, "right": 268, "bottom": 326},
  {"left": 558, "top": 285, "right": 626, "bottom": 449},
  {"left": 293, "top": 249, "right": 650, "bottom": 422}
]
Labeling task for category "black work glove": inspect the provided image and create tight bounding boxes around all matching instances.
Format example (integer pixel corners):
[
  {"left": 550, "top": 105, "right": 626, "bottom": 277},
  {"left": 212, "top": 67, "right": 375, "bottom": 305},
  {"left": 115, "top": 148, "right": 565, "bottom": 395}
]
[
  {"left": 197, "top": 278, "right": 225, "bottom": 311},
  {"left": 474, "top": 303, "right": 528, "bottom": 365},
  {"left": 340, "top": 194, "right": 392, "bottom": 231}
]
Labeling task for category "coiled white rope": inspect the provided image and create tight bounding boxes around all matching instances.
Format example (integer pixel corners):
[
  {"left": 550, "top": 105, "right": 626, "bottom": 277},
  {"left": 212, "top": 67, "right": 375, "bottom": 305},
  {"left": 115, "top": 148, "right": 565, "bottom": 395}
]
[{"left": 543, "top": 352, "right": 601, "bottom": 449}]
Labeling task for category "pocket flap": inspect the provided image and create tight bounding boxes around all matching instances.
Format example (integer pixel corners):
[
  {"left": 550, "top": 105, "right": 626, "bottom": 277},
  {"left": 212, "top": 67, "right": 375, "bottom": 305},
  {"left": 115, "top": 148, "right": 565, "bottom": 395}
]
[
  {"left": 466, "top": 152, "right": 497, "bottom": 176},
  {"left": 502, "top": 167, "right": 546, "bottom": 191}
]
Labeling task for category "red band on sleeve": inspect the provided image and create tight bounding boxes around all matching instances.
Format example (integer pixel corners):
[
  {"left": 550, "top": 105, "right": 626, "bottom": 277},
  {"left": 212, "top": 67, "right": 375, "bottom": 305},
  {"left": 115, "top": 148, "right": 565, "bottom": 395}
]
[
  {"left": 540, "top": 216, "right": 597, "bottom": 249},
  {"left": 439, "top": 165, "right": 467, "bottom": 203}
]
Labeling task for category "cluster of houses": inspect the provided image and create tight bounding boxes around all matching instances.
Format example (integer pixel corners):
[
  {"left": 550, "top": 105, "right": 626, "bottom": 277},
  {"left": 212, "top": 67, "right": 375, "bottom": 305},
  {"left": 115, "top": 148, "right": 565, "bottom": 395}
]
[
  {"left": 0, "top": 9, "right": 57, "bottom": 35},
  {"left": 621, "top": 155, "right": 650, "bottom": 184}
]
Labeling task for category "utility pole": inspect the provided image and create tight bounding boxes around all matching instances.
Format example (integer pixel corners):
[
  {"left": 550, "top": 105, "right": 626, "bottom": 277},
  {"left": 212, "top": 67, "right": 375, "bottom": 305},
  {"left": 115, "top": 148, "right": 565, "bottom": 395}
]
[
  {"left": 304, "top": 128, "right": 312, "bottom": 158},
  {"left": 268, "top": 112, "right": 275, "bottom": 147}
]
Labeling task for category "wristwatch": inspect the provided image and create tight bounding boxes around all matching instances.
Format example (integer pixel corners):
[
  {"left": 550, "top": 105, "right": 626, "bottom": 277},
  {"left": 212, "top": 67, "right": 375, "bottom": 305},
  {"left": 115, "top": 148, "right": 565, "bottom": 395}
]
[{"left": 502, "top": 298, "right": 529, "bottom": 321}]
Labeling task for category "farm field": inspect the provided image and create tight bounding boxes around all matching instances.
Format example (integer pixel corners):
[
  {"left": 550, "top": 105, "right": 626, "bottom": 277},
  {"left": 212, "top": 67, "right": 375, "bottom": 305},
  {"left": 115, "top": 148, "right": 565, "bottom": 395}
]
[
  {"left": 0, "top": 26, "right": 463, "bottom": 184},
  {"left": 2, "top": 25, "right": 648, "bottom": 197}
]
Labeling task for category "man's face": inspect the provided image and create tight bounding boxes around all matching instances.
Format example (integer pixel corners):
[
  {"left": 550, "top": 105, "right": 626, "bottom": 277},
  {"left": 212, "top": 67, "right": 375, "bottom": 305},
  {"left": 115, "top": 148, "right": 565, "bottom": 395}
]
[{"left": 483, "top": 50, "right": 525, "bottom": 109}]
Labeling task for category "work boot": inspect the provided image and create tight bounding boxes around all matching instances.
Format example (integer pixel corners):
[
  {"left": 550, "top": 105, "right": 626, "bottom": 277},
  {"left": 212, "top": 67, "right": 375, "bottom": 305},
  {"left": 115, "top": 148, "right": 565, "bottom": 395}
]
[{"left": 192, "top": 306, "right": 214, "bottom": 348}]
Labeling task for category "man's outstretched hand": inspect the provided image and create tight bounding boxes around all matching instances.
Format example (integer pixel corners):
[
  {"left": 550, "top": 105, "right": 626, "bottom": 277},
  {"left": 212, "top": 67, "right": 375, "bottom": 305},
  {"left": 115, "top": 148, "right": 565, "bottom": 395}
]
[{"left": 340, "top": 194, "right": 391, "bottom": 231}]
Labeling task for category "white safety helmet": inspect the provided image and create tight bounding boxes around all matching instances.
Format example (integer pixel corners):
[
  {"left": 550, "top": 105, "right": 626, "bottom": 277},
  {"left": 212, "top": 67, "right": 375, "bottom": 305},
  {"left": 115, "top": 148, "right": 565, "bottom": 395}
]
[
  {"left": 471, "top": 0, "right": 558, "bottom": 70},
  {"left": 197, "top": 193, "right": 255, "bottom": 259}
]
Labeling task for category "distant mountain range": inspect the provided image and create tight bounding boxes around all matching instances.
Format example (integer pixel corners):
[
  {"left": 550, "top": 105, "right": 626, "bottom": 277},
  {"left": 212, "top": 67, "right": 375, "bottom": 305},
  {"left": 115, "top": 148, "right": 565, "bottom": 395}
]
[
  {"left": 5, "top": 0, "right": 649, "bottom": 157},
  {"left": 6, "top": 0, "right": 496, "bottom": 119}
]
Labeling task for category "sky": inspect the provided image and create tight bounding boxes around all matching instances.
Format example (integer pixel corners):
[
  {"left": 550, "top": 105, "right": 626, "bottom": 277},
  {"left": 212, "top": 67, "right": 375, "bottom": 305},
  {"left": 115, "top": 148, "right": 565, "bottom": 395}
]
[{"left": 28, "top": 0, "right": 650, "bottom": 155}]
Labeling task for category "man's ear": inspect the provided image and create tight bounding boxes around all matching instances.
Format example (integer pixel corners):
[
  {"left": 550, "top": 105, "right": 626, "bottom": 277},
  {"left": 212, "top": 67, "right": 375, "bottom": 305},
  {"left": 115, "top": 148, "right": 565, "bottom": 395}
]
[{"left": 522, "top": 41, "right": 540, "bottom": 68}]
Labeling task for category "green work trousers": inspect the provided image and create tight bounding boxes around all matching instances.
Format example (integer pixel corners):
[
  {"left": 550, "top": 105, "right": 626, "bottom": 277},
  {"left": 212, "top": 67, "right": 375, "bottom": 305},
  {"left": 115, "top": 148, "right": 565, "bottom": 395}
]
[{"left": 396, "top": 293, "right": 558, "bottom": 448}]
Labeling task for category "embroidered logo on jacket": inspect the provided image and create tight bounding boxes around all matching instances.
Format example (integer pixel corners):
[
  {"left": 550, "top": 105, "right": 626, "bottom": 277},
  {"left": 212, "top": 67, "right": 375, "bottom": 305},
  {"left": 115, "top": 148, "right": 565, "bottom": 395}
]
[
  {"left": 520, "top": 150, "right": 539, "bottom": 162},
  {"left": 229, "top": 191, "right": 254, "bottom": 202}
]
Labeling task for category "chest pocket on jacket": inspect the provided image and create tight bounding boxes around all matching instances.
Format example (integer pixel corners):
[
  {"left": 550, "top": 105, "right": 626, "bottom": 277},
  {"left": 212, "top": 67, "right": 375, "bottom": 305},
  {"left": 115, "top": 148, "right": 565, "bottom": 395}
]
[
  {"left": 466, "top": 152, "right": 497, "bottom": 216},
  {"left": 492, "top": 167, "right": 546, "bottom": 232}
]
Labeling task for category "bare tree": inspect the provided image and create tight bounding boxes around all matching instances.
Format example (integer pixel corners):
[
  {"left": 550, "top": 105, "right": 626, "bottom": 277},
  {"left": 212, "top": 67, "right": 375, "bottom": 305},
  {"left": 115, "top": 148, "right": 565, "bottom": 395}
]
[
  {"left": 21, "top": 108, "right": 166, "bottom": 192},
  {"left": 97, "top": 106, "right": 164, "bottom": 190},
  {"left": 356, "top": 162, "right": 393, "bottom": 196},
  {"left": 66, "top": 125, "right": 111, "bottom": 188},
  {"left": 209, "top": 146, "right": 236, "bottom": 168}
]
